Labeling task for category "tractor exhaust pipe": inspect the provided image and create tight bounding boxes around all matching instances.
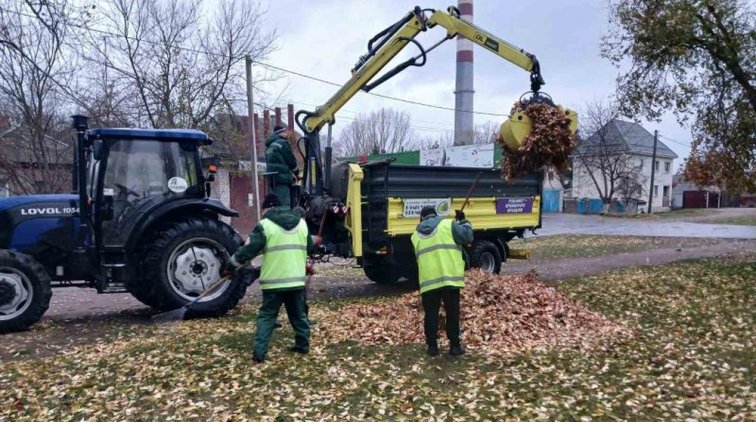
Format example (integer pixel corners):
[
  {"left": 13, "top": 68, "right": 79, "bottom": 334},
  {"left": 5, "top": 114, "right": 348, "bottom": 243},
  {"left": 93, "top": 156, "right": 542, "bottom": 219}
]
[{"left": 71, "top": 115, "right": 90, "bottom": 234}]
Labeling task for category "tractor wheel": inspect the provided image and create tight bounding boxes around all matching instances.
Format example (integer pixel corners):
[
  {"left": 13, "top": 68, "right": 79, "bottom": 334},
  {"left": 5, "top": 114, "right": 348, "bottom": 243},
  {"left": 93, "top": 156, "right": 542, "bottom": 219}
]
[
  {"left": 141, "top": 217, "right": 248, "bottom": 317},
  {"left": 468, "top": 240, "right": 502, "bottom": 274},
  {"left": 0, "top": 250, "right": 52, "bottom": 333},
  {"left": 128, "top": 278, "right": 160, "bottom": 309}
]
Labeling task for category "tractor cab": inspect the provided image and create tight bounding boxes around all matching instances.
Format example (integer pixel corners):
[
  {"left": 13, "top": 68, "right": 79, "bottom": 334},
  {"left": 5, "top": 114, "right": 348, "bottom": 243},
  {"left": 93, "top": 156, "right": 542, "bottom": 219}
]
[{"left": 85, "top": 128, "right": 210, "bottom": 249}]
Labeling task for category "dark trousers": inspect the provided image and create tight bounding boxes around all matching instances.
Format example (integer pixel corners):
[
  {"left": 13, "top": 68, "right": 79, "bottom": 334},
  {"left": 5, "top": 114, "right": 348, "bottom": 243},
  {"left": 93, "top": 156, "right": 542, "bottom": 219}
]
[
  {"left": 421, "top": 287, "right": 461, "bottom": 346},
  {"left": 253, "top": 289, "right": 310, "bottom": 357},
  {"left": 272, "top": 184, "right": 292, "bottom": 208}
]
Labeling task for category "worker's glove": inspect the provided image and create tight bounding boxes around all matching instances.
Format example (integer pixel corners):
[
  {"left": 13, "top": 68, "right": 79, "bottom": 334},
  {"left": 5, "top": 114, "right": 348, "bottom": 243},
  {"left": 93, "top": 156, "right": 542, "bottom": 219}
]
[
  {"left": 312, "top": 235, "right": 324, "bottom": 247},
  {"left": 455, "top": 210, "right": 466, "bottom": 221},
  {"left": 305, "top": 263, "right": 316, "bottom": 276},
  {"left": 222, "top": 261, "right": 239, "bottom": 278}
]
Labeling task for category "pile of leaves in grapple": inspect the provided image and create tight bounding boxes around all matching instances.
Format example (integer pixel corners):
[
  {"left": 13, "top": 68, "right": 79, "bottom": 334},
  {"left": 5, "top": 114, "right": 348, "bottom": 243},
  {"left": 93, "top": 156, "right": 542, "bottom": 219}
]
[
  {"left": 319, "top": 270, "right": 631, "bottom": 355},
  {"left": 499, "top": 102, "right": 576, "bottom": 180}
]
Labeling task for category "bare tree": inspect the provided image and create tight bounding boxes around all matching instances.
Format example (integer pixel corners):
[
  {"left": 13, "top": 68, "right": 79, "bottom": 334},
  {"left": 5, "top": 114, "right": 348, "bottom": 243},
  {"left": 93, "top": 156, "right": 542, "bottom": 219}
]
[
  {"left": 472, "top": 121, "right": 499, "bottom": 145},
  {"left": 615, "top": 171, "right": 645, "bottom": 210},
  {"left": 335, "top": 108, "right": 414, "bottom": 157},
  {"left": 0, "top": 0, "right": 74, "bottom": 195},
  {"left": 415, "top": 131, "right": 453, "bottom": 150},
  {"left": 79, "top": 0, "right": 276, "bottom": 129},
  {"left": 573, "top": 100, "right": 644, "bottom": 213}
]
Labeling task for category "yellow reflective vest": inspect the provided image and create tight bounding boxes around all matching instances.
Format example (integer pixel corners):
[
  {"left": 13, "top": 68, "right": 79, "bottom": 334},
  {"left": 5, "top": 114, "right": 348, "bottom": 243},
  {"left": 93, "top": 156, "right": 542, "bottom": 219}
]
[
  {"left": 411, "top": 219, "right": 465, "bottom": 294},
  {"left": 258, "top": 218, "right": 308, "bottom": 291}
]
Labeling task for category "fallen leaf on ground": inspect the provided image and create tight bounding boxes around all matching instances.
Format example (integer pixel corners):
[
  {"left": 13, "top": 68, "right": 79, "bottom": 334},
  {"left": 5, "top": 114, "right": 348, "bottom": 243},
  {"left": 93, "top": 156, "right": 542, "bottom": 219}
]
[{"left": 319, "top": 270, "right": 632, "bottom": 355}]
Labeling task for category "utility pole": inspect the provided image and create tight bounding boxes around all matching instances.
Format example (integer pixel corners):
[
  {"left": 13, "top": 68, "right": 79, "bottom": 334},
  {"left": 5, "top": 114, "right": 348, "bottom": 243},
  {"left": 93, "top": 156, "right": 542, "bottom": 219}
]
[
  {"left": 647, "top": 129, "right": 658, "bottom": 214},
  {"left": 246, "top": 56, "right": 261, "bottom": 221}
]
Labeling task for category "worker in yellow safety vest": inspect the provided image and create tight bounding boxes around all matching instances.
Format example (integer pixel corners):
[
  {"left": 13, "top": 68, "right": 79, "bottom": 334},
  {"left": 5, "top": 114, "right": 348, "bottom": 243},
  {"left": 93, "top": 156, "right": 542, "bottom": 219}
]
[
  {"left": 223, "top": 193, "right": 321, "bottom": 363},
  {"left": 411, "top": 206, "right": 473, "bottom": 357}
]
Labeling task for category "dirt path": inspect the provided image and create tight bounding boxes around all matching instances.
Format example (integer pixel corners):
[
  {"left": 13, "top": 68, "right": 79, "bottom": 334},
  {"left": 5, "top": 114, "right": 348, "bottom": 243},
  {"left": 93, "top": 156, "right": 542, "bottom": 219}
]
[{"left": 1, "top": 239, "right": 754, "bottom": 361}]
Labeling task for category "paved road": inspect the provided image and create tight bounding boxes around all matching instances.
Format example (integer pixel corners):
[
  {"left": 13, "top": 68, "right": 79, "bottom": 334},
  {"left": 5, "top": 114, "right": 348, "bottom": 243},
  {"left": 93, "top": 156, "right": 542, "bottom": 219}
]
[
  {"left": 502, "top": 239, "right": 756, "bottom": 281},
  {"left": 535, "top": 212, "right": 756, "bottom": 239}
]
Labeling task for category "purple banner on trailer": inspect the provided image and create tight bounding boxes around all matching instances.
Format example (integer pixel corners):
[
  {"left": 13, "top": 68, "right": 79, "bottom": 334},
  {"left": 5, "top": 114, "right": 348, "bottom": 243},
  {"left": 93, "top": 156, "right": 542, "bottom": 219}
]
[{"left": 496, "top": 197, "right": 533, "bottom": 214}]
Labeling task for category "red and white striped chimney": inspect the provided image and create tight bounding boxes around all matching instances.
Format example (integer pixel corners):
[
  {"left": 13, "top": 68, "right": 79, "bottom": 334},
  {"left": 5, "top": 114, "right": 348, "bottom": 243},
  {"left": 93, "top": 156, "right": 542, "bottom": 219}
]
[{"left": 454, "top": 0, "right": 474, "bottom": 146}]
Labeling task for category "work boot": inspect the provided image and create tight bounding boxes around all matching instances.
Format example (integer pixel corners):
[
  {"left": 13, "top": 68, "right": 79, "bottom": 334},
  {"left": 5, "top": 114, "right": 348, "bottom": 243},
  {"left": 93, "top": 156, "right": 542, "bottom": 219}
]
[
  {"left": 449, "top": 342, "right": 465, "bottom": 357},
  {"left": 426, "top": 342, "right": 439, "bottom": 357},
  {"left": 288, "top": 346, "right": 309, "bottom": 354},
  {"left": 252, "top": 352, "right": 265, "bottom": 363}
]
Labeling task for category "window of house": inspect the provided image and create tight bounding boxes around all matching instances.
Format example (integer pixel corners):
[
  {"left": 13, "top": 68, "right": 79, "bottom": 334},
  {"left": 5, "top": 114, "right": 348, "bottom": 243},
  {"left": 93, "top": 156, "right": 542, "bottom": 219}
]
[
  {"left": 654, "top": 185, "right": 658, "bottom": 197},
  {"left": 665, "top": 162, "right": 671, "bottom": 173},
  {"left": 663, "top": 185, "right": 670, "bottom": 197},
  {"left": 638, "top": 158, "right": 644, "bottom": 169},
  {"left": 655, "top": 160, "right": 660, "bottom": 172}
]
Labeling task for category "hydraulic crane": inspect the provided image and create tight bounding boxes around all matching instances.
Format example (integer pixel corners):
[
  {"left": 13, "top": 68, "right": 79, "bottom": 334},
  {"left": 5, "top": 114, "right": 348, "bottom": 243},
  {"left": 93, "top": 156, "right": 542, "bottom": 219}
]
[
  {"left": 294, "top": 5, "right": 567, "bottom": 196},
  {"left": 290, "top": 5, "right": 577, "bottom": 277}
]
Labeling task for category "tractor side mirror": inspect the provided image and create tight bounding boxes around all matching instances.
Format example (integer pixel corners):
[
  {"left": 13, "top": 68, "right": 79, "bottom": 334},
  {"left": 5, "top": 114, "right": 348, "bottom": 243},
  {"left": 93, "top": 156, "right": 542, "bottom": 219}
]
[
  {"left": 206, "top": 164, "right": 217, "bottom": 183},
  {"left": 201, "top": 157, "right": 220, "bottom": 183},
  {"left": 101, "top": 189, "right": 114, "bottom": 221}
]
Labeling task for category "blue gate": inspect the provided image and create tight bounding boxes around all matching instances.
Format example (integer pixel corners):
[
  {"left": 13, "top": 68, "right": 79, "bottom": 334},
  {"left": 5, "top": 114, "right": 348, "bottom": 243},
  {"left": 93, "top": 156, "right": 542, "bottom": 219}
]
[{"left": 542, "top": 189, "right": 561, "bottom": 213}]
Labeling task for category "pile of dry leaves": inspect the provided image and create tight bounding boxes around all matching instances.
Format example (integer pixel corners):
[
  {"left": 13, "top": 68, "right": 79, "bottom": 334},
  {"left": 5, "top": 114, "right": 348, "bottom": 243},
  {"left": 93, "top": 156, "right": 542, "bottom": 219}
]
[
  {"left": 319, "top": 270, "right": 630, "bottom": 355},
  {"left": 499, "top": 101, "right": 576, "bottom": 180}
]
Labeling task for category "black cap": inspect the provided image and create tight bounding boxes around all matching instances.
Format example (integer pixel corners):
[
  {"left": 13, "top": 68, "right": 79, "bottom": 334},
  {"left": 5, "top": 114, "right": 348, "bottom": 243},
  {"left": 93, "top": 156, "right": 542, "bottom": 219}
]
[
  {"left": 262, "top": 193, "right": 282, "bottom": 209},
  {"left": 273, "top": 124, "right": 286, "bottom": 133},
  {"left": 420, "top": 206, "right": 437, "bottom": 219}
]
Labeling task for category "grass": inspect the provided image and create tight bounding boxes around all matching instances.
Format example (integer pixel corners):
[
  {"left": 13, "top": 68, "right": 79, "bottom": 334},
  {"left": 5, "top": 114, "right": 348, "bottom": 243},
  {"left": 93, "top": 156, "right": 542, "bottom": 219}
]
[
  {"left": 646, "top": 208, "right": 712, "bottom": 219},
  {"left": 704, "top": 215, "right": 756, "bottom": 226},
  {"left": 1, "top": 256, "right": 754, "bottom": 420},
  {"left": 509, "top": 234, "right": 713, "bottom": 260}
]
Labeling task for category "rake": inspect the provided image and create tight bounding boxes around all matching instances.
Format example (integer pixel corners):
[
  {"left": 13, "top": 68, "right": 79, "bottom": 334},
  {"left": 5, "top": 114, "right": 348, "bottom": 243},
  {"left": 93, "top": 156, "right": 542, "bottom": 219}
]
[{"left": 151, "top": 275, "right": 232, "bottom": 324}]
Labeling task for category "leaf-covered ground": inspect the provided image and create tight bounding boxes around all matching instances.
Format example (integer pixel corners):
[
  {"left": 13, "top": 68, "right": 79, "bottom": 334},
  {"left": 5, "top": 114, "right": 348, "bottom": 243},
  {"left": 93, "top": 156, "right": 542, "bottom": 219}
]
[{"left": 1, "top": 256, "right": 754, "bottom": 420}]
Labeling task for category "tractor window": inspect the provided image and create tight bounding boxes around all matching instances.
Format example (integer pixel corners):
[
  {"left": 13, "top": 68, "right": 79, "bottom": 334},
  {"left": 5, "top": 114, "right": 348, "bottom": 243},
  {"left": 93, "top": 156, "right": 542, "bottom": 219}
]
[
  {"left": 103, "top": 140, "right": 197, "bottom": 201},
  {"left": 101, "top": 140, "right": 198, "bottom": 247}
]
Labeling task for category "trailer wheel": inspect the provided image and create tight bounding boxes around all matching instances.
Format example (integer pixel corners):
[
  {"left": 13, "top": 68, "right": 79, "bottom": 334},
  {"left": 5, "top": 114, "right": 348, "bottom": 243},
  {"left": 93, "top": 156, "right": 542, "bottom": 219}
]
[
  {"left": 469, "top": 240, "right": 502, "bottom": 274},
  {"left": 141, "top": 217, "right": 248, "bottom": 317},
  {"left": 0, "top": 250, "right": 52, "bottom": 333},
  {"left": 363, "top": 259, "right": 401, "bottom": 284}
]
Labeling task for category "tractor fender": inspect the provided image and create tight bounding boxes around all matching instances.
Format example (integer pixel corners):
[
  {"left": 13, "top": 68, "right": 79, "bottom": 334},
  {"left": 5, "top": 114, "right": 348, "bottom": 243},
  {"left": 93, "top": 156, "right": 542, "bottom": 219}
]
[{"left": 126, "top": 198, "right": 239, "bottom": 250}]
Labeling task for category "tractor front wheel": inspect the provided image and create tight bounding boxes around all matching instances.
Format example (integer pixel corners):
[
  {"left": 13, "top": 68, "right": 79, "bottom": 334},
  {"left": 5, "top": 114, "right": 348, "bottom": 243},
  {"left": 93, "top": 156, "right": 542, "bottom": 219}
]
[
  {"left": 0, "top": 250, "right": 52, "bottom": 333},
  {"left": 140, "top": 218, "right": 248, "bottom": 317}
]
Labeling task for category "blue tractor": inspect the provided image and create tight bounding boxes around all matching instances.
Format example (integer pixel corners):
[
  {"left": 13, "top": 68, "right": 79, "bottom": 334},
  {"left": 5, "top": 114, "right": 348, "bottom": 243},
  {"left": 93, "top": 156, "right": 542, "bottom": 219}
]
[{"left": 0, "top": 116, "right": 251, "bottom": 332}]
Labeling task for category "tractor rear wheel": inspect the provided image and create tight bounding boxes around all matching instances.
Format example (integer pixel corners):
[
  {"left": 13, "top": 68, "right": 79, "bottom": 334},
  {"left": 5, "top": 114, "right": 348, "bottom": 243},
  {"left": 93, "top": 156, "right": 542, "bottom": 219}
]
[
  {"left": 140, "top": 217, "right": 248, "bottom": 317},
  {"left": 0, "top": 250, "right": 52, "bottom": 333}
]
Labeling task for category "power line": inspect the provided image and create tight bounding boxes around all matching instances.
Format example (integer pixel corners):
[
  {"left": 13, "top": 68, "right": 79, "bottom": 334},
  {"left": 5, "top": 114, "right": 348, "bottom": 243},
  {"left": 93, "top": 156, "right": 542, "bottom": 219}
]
[
  {"left": 659, "top": 134, "right": 691, "bottom": 147},
  {"left": 250, "top": 60, "right": 508, "bottom": 117},
  {"left": 0, "top": 6, "right": 510, "bottom": 118}
]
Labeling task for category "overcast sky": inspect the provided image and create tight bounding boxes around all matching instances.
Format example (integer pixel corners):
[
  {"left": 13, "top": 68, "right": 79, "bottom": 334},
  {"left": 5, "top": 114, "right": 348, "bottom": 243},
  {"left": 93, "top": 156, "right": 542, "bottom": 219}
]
[{"left": 252, "top": 0, "right": 692, "bottom": 167}]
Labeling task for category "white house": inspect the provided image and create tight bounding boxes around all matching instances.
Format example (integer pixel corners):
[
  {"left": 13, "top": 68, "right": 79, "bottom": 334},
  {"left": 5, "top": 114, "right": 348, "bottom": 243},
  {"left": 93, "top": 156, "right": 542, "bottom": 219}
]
[{"left": 571, "top": 119, "right": 678, "bottom": 212}]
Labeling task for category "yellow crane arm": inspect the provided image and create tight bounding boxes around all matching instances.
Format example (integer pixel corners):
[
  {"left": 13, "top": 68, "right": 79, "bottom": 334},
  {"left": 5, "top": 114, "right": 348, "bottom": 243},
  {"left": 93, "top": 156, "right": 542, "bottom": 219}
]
[
  {"left": 298, "top": 6, "right": 543, "bottom": 135},
  {"left": 427, "top": 8, "right": 541, "bottom": 77}
]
